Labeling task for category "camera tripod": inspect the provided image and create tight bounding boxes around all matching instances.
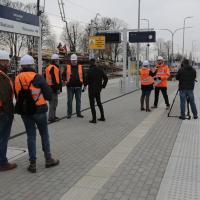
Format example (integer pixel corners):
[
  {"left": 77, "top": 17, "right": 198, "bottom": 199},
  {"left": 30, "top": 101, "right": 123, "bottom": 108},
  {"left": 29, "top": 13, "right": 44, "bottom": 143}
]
[{"left": 168, "top": 90, "right": 191, "bottom": 120}]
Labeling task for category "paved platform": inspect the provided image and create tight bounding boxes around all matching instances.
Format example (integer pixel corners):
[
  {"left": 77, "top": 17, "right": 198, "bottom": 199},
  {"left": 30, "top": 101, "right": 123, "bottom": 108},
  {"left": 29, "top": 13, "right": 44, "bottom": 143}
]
[{"left": 0, "top": 75, "right": 199, "bottom": 200}]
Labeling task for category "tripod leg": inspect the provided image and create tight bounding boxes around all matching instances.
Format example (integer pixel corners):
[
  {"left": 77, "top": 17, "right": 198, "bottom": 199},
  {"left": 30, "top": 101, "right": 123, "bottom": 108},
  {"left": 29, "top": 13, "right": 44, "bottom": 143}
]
[{"left": 168, "top": 90, "right": 179, "bottom": 117}]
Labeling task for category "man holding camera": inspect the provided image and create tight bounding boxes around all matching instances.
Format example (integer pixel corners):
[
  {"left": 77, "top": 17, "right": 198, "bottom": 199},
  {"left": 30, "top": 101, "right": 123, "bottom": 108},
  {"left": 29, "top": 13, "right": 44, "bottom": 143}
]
[
  {"left": 176, "top": 59, "right": 198, "bottom": 120},
  {"left": 152, "top": 56, "right": 170, "bottom": 110}
]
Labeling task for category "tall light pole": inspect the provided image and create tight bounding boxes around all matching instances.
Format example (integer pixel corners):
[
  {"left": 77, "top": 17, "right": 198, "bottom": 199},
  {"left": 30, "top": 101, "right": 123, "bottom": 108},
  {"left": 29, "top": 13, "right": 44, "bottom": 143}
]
[
  {"left": 141, "top": 18, "right": 149, "bottom": 60},
  {"left": 159, "top": 27, "right": 192, "bottom": 63},
  {"left": 182, "top": 16, "right": 193, "bottom": 58},
  {"left": 136, "top": 0, "right": 141, "bottom": 88}
]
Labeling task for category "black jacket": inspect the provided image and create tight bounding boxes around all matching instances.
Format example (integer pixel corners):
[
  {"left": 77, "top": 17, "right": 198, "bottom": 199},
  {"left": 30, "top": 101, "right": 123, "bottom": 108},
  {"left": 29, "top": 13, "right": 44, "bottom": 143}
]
[
  {"left": 176, "top": 65, "right": 196, "bottom": 90},
  {"left": 86, "top": 65, "right": 108, "bottom": 93},
  {"left": 18, "top": 67, "right": 52, "bottom": 113}
]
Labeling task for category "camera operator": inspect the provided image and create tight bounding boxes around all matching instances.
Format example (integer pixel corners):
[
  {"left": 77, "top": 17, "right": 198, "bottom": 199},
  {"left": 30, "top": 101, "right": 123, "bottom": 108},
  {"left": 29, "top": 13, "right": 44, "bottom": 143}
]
[{"left": 176, "top": 59, "right": 198, "bottom": 120}]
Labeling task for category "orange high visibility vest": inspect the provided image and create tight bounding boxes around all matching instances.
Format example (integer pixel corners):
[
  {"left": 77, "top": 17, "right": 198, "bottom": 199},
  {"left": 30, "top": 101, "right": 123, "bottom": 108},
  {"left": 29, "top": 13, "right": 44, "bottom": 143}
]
[
  {"left": 45, "top": 64, "right": 60, "bottom": 86},
  {"left": 155, "top": 64, "right": 170, "bottom": 87},
  {"left": 0, "top": 70, "right": 14, "bottom": 108},
  {"left": 140, "top": 67, "right": 154, "bottom": 86},
  {"left": 15, "top": 72, "right": 46, "bottom": 106},
  {"left": 66, "top": 64, "right": 83, "bottom": 83}
]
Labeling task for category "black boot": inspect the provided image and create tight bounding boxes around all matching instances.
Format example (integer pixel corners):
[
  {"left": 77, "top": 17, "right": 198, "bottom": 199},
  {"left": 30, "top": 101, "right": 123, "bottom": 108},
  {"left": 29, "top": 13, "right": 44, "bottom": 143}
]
[
  {"left": 89, "top": 119, "right": 97, "bottom": 123},
  {"left": 27, "top": 161, "right": 36, "bottom": 173},
  {"left": 140, "top": 95, "right": 145, "bottom": 111}
]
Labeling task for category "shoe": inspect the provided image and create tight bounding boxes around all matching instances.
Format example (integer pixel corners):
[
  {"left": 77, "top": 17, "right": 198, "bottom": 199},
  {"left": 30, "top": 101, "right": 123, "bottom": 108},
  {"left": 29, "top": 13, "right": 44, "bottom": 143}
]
[
  {"left": 89, "top": 120, "right": 97, "bottom": 123},
  {"left": 27, "top": 161, "right": 36, "bottom": 173},
  {"left": 166, "top": 105, "right": 170, "bottom": 110},
  {"left": 194, "top": 116, "right": 198, "bottom": 119},
  {"left": 48, "top": 118, "right": 56, "bottom": 123},
  {"left": 179, "top": 116, "right": 186, "bottom": 120},
  {"left": 151, "top": 106, "right": 157, "bottom": 109},
  {"left": 141, "top": 108, "right": 145, "bottom": 111},
  {"left": 98, "top": 118, "right": 106, "bottom": 121},
  {"left": 77, "top": 114, "right": 84, "bottom": 118},
  {"left": 146, "top": 109, "right": 151, "bottom": 112},
  {"left": 67, "top": 115, "right": 71, "bottom": 119},
  {"left": 55, "top": 116, "right": 60, "bottom": 120},
  {"left": 0, "top": 163, "right": 17, "bottom": 172},
  {"left": 45, "top": 158, "right": 59, "bottom": 168}
]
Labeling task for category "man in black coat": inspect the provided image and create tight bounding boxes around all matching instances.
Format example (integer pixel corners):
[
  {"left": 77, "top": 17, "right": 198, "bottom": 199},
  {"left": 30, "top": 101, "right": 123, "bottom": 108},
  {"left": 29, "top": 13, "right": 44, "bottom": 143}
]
[
  {"left": 86, "top": 59, "right": 108, "bottom": 123},
  {"left": 176, "top": 59, "right": 198, "bottom": 120}
]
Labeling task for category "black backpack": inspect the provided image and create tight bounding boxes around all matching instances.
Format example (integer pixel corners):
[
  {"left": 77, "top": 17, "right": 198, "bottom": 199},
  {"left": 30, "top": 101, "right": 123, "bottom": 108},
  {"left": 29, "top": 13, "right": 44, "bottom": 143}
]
[{"left": 15, "top": 75, "right": 39, "bottom": 115}]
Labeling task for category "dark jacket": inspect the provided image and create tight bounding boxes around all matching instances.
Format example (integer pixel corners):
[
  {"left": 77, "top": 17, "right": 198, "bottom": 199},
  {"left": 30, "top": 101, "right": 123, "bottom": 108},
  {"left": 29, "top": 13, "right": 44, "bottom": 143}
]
[
  {"left": 0, "top": 70, "right": 14, "bottom": 115},
  {"left": 49, "top": 63, "right": 62, "bottom": 93},
  {"left": 86, "top": 65, "right": 108, "bottom": 93},
  {"left": 18, "top": 67, "right": 52, "bottom": 113},
  {"left": 176, "top": 65, "right": 196, "bottom": 90},
  {"left": 62, "top": 65, "right": 86, "bottom": 87}
]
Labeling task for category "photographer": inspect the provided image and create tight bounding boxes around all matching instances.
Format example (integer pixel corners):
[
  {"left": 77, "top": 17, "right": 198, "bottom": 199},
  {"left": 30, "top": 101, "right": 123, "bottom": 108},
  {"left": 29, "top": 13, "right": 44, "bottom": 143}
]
[{"left": 176, "top": 59, "right": 198, "bottom": 120}]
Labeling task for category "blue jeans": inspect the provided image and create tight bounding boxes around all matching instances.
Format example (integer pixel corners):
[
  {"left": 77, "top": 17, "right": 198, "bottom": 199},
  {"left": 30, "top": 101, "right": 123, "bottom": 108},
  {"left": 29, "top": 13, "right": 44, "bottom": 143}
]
[
  {"left": 67, "top": 87, "right": 82, "bottom": 116},
  {"left": 179, "top": 90, "right": 198, "bottom": 117},
  {"left": 0, "top": 113, "right": 13, "bottom": 165},
  {"left": 21, "top": 113, "right": 51, "bottom": 161}
]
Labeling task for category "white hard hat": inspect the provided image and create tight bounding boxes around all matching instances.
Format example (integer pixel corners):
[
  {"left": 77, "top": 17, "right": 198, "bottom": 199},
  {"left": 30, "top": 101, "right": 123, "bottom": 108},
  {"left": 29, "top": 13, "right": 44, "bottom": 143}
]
[
  {"left": 20, "top": 55, "right": 35, "bottom": 66},
  {"left": 70, "top": 54, "right": 78, "bottom": 61},
  {"left": 157, "top": 56, "right": 164, "bottom": 61},
  {"left": 143, "top": 60, "right": 149, "bottom": 66},
  {"left": 0, "top": 50, "right": 10, "bottom": 60},
  {"left": 51, "top": 54, "right": 59, "bottom": 60}
]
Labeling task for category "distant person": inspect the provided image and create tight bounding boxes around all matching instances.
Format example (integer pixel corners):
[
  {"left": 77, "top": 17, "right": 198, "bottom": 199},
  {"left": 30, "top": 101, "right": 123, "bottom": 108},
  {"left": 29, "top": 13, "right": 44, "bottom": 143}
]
[
  {"left": 151, "top": 56, "right": 170, "bottom": 110},
  {"left": 15, "top": 55, "right": 59, "bottom": 173},
  {"left": 45, "top": 54, "right": 62, "bottom": 122},
  {"left": 86, "top": 59, "right": 108, "bottom": 123},
  {"left": 63, "top": 54, "right": 85, "bottom": 119},
  {"left": 176, "top": 59, "right": 198, "bottom": 120},
  {"left": 139, "top": 60, "right": 154, "bottom": 112},
  {"left": 0, "top": 50, "right": 17, "bottom": 171}
]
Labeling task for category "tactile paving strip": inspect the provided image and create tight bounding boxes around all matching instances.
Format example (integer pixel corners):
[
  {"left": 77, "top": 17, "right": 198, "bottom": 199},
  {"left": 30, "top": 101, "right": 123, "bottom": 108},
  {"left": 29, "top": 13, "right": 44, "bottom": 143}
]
[{"left": 156, "top": 86, "right": 200, "bottom": 200}]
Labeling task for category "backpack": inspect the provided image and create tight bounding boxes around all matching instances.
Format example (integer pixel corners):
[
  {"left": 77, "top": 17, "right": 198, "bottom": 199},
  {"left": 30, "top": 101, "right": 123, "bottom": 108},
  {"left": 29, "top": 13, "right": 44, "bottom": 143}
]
[{"left": 15, "top": 75, "right": 40, "bottom": 115}]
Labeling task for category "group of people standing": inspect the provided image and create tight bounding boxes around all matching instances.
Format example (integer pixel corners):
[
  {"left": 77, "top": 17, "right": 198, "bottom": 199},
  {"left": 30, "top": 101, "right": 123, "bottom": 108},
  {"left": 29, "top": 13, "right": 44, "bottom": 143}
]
[{"left": 0, "top": 51, "right": 108, "bottom": 173}]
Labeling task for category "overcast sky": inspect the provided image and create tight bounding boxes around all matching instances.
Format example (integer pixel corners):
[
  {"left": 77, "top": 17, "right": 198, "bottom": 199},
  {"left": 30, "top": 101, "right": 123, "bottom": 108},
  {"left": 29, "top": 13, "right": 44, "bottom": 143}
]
[{"left": 16, "top": 0, "right": 200, "bottom": 59}]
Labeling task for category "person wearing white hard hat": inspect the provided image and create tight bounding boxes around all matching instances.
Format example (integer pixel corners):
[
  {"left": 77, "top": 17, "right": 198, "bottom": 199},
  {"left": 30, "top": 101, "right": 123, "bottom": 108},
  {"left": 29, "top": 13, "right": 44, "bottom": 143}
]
[
  {"left": 151, "top": 56, "right": 170, "bottom": 110},
  {"left": 139, "top": 60, "right": 155, "bottom": 112},
  {"left": 15, "top": 54, "right": 59, "bottom": 173},
  {"left": 0, "top": 50, "right": 17, "bottom": 171},
  {"left": 45, "top": 54, "right": 62, "bottom": 122},
  {"left": 63, "top": 53, "right": 85, "bottom": 119}
]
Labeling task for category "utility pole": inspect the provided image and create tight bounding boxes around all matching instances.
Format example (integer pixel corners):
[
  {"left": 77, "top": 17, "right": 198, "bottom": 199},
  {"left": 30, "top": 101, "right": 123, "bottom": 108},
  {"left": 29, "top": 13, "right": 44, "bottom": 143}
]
[
  {"left": 136, "top": 0, "right": 141, "bottom": 88},
  {"left": 37, "top": 0, "right": 43, "bottom": 74}
]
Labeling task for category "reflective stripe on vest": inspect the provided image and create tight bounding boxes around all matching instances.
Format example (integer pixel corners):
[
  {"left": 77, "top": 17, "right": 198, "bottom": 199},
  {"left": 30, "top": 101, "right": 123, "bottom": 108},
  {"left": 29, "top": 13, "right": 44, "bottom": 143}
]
[
  {"left": 45, "top": 64, "right": 60, "bottom": 86},
  {"left": 140, "top": 68, "right": 154, "bottom": 85},
  {"left": 15, "top": 72, "right": 46, "bottom": 106},
  {"left": 66, "top": 64, "right": 83, "bottom": 83},
  {"left": 0, "top": 70, "right": 14, "bottom": 108}
]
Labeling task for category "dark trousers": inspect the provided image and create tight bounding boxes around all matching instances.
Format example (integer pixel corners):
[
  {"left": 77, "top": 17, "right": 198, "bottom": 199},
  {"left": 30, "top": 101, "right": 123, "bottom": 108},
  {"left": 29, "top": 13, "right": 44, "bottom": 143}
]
[
  {"left": 89, "top": 90, "right": 104, "bottom": 120},
  {"left": 154, "top": 87, "right": 170, "bottom": 107},
  {"left": 67, "top": 87, "right": 82, "bottom": 116},
  {"left": 140, "top": 90, "right": 151, "bottom": 109},
  {"left": 0, "top": 113, "right": 13, "bottom": 165}
]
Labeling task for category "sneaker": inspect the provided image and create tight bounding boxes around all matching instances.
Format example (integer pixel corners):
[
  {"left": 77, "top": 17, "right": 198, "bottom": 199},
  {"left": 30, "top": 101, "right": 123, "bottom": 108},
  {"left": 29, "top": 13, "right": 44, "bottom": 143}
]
[
  {"left": 77, "top": 114, "right": 84, "bottom": 118},
  {"left": 0, "top": 163, "right": 17, "bottom": 172},
  {"left": 45, "top": 158, "right": 59, "bottom": 168},
  {"left": 146, "top": 109, "right": 151, "bottom": 112},
  {"left": 89, "top": 119, "right": 97, "bottom": 124},
  {"left": 194, "top": 116, "right": 198, "bottom": 119},
  {"left": 27, "top": 161, "right": 36, "bottom": 173},
  {"left": 151, "top": 106, "right": 157, "bottom": 109},
  {"left": 141, "top": 108, "right": 145, "bottom": 111},
  {"left": 98, "top": 118, "right": 106, "bottom": 121},
  {"left": 179, "top": 116, "right": 186, "bottom": 120}
]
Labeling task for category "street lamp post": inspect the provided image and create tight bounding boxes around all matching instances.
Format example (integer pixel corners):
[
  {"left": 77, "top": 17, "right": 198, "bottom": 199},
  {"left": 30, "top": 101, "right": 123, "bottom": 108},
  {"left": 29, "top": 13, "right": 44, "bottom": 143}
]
[
  {"left": 182, "top": 16, "right": 193, "bottom": 58},
  {"left": 141, "top": 18, "right": 150, "bottom": 60},
  {"left": 159, "top": 27, "right": 192, "bottom": 63}
]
